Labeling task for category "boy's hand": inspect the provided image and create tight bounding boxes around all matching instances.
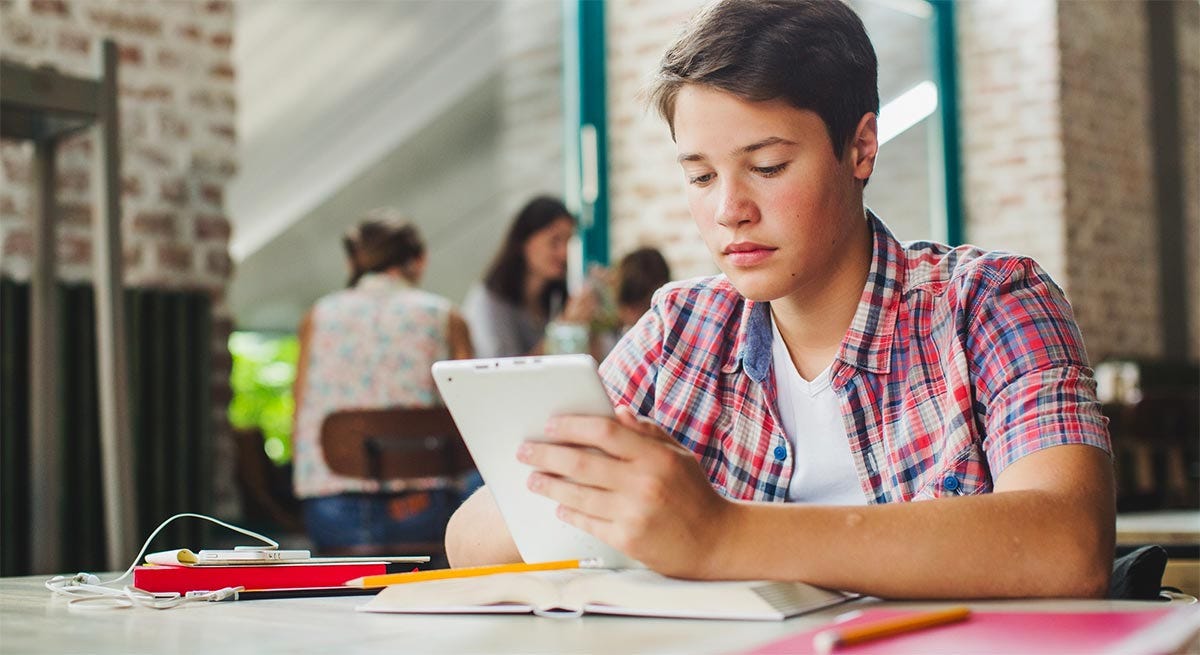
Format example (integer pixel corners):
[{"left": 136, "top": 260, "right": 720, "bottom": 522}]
[{"left": 518, "top": 406, "right": 733, "bottom": 578}]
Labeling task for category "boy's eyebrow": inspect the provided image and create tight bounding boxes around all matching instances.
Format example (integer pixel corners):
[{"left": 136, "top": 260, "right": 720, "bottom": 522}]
[{"left": 676, "top": 136, "right": 798, "bottom": 163}]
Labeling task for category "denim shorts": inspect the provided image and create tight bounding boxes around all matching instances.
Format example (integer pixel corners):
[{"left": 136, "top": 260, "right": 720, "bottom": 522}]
[{"left": 302, "top": 471, "right": 484, "bottom": 550}]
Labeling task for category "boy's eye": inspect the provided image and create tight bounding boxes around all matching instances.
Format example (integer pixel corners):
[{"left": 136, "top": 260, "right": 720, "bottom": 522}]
[
  {"left": 752, "top": 163, "right": 788, "bottom": 177},
  {"left": 687, "top": 172, "right": 715, "bottom": 186}
]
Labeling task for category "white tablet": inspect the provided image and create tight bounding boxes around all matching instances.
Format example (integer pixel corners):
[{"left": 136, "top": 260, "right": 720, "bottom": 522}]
[{"left": 432, "top": 354, "right": 640, "bottom": 569}]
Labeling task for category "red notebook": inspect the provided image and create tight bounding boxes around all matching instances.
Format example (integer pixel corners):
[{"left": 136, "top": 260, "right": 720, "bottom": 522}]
[
  {"left": 134, "top": 562, "right": 397, "bottom": 594},
  {"left": 743, "top": 607, "right": 1200, "bottom": 655}
]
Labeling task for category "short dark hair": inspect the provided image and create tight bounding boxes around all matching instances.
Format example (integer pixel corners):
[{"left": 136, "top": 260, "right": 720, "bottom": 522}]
[
  {"left": 483, "top": 195, "right": 573, "bottom": 314},
  {"left": 342, "top": 208, "right": 425, "bottom": 287},
  {"left": 647, "top": 0, "right": 878, "bottom": 159},
  {"left": 616, "top": 247, "right": 672, "bottom": 309}
]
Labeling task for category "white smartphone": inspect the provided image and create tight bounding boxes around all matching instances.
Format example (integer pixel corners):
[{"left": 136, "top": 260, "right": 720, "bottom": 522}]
[
  {"left": 432, "top": 354, "right": 640, "bottom": 569},
  {"left": 194, "top": 548, "right": 311, "bottom": 564}
]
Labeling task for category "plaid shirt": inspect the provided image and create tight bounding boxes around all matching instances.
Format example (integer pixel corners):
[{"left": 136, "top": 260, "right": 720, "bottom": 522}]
[{"left": 599, "top": 213, "right": 1111, "bottom": 504}]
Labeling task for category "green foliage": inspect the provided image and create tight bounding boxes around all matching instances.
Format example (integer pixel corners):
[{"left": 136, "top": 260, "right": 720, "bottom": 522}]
[{"left": 228, "top": 331, "right": 298, "bottom": 465}]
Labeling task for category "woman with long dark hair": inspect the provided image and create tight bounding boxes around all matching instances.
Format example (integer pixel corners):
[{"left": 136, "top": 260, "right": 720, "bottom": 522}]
[{"left": 463, "top": 196, "right": 598, "bottom": 357}]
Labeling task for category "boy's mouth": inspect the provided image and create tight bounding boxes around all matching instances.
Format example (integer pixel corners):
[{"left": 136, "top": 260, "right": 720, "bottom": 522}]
[{"left": 723, "top": 242, "right": 777, "bottom": 266}]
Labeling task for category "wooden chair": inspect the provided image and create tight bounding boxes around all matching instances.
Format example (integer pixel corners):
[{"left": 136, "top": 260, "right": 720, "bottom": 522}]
[{"left": 318, "top": 406, "right": 475, "bottom": 561}]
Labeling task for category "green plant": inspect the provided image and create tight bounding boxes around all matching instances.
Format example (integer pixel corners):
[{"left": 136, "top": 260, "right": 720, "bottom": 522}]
[{"left": 228, "top": 331, "right": 298, "bottom": 465}]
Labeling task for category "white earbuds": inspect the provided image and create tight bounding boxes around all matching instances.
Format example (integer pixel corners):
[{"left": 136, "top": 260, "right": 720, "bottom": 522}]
[{"left": 44, "top": 513, "right": 275, "bottom": 610}]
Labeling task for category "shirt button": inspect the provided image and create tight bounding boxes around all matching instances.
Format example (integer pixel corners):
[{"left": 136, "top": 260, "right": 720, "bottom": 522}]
[
  {"left": 943, "top": 475, "right": 961, "bottom": 492},
  {"left": 773, "top": 445, "right": 787, "bottom": 461}
]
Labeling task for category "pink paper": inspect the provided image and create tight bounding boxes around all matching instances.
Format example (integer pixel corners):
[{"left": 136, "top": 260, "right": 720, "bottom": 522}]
[{"left": 745, "top": 608, "right": 1181, "bottom": 655}]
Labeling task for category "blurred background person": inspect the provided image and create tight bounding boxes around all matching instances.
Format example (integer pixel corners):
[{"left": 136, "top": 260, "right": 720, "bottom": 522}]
[
  {"left": 291, "top": 209, "right": 475, "bottom": 553},
  {"left": 463, "top": 196, "right": 600, "bottom": 357},
  {"left": 614, "top": 246, "right": 672, "bottom": 332}
]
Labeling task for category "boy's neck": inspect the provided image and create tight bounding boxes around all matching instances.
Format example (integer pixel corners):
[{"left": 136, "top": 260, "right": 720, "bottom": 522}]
[{"left": 769, "top": 215, "right": 873, "bottom": 380}]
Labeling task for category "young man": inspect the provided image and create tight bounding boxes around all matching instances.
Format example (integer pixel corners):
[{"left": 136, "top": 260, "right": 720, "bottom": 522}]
[{"left": 446, "top": 0, "right": 1114, "bottom": 599}]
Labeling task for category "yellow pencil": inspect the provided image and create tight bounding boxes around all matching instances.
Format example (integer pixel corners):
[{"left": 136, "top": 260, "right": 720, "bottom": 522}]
[
  {"left": 813, "top": 606, "right": 971, "bottom": 653},
  {"left": 343, "top": 558, "right": 600, "bottom": 588}
]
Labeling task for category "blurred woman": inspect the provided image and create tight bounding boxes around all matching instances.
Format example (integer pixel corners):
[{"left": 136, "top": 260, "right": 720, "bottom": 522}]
[
  {"left": 292, "top": 208, "right": 473, "bottom": 553},
  {"left": 463, "top": 196, "right": 598, "bottom": 357}
]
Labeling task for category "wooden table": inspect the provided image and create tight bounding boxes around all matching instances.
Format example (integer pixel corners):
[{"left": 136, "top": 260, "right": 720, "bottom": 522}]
[{"left": 0, "top": 574, "right": 1192, "bottom": 654}]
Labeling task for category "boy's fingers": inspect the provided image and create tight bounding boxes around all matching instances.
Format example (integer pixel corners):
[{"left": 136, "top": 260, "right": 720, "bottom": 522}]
[
  {"left": 545, "top": 415, "right": 641, "bottom": 458},
  {"left": 543, "top": 410, "right": 677, "bottom": 459},
  {"left": 521, "top": 442, "right": 622, "bottom": 489}
]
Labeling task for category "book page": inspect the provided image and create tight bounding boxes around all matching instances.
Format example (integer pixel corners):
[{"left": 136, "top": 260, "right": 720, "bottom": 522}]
[
  {"left": 359, "top": 569, "right": 851, "bottom": 620},
  {"left": 359, "top": 570, "right": 565, "bottom": 614},
  {"left": 562, "top": 570, "right": 851, "bottom": 621}
]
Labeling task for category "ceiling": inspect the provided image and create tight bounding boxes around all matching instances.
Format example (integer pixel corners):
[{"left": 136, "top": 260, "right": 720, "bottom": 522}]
[{"left": 227, "top": 0, "right": 506, "bottom": 330}]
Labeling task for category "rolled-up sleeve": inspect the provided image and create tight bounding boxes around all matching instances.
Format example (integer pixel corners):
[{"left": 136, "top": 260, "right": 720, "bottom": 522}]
[{"left": 966, "top": 257, "right": 1111, "bottom": 476}]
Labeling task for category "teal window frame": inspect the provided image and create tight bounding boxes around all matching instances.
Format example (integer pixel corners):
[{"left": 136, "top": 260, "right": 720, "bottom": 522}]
[
  {"left": 563, "top": 0, "right": 610, "bottom": 267},
  {"left": 929, "top": 0, "right": 964, "bottom": 246}
]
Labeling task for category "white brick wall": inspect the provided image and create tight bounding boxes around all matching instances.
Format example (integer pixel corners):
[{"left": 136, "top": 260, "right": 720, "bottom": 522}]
[
  {"left": 0, "top": 0, "right": 236, "bottom": 298},
  {"left": 605, "top": 0, "right": 713, "bottom": 279}
]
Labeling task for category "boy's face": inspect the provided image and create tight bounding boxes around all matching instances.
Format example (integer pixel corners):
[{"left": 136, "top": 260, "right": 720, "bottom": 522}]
[{"left": 672, "top": 85, "right": 876, "bottom": 303}]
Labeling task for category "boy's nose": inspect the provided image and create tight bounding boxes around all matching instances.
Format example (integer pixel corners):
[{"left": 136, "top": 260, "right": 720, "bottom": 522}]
[{"left": 714, "top": 181, "right": 759, "bottom": 228}]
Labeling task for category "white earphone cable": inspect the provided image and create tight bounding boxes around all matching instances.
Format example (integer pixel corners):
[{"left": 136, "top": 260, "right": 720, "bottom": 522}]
[{"left": 44, "top": 512, "right": 276, "bottom": 609}]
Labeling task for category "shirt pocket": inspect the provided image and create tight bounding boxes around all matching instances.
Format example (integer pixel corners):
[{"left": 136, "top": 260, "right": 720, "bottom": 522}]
[
  {"left": 912, "top": 442, "right": 992, "bottom": 500},
  {"left": 896, "top": 377, "right": 987, "bottom": 501},
  {"left": 888, "top": 377, "right": 951, "bottom": 496}
]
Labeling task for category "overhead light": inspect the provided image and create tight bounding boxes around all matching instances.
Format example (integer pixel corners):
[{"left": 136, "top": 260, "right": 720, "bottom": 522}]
[{"left": 878, "top": 80, "right": 938, "bottom": 145}]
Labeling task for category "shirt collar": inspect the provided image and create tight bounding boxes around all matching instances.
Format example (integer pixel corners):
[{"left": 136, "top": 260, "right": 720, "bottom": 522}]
[
  {"left": 838, "top": 210, "right": 904, "bottom": 375},
  {"left": 356, "top": 271, "right": 412, "bottom": 292},
  {"left": 723, "top": 210, "right": 904, "bottom": 382}
]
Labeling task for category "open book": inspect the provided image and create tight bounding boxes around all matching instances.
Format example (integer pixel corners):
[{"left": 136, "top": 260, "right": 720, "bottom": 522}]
[{"left": 357, "top": 569, "right": 852, "bottom": 620}]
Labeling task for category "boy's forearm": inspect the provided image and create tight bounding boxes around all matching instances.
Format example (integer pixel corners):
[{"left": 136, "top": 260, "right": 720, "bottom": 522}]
[{"left": 711, "top": 488, "right": 1113, "bottom": 599}]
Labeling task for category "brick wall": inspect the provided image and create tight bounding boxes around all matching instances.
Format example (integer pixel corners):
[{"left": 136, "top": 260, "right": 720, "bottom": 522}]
[
  {"left": 606, "top": 0, "right": 711, "bottom": 278},
  {"left": 958, "top": 0, "right": 1196, "bottom": 363},
  {"left": 1057, "top": 1, "right": 1160, "bottom": 361},
  {"left": 1180, "top": 2, "right": 1200, "bottom": 361},
  {"left": 0, "top": 0, "right": 239, "bottom": 515},
  {"left": 956, "top": 0, "right": 1068, "bottom": 284}
]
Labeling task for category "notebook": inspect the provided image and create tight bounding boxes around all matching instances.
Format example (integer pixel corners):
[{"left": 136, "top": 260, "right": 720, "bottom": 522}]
[
  {"left": 134, "top": 561, "right": 408, "bottom": 596},
  {"left": 357, "top": 568, "right": 853, "bottom": 620},
  {"left": 742, "top": 606, "right": 1200, "bottom": 654}
]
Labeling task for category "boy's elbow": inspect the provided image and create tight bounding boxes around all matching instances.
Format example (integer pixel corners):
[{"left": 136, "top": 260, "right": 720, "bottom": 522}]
[
  {"left": 1028, "top": 540, "right": 1110, "bottom": 598},
  {"left": 1055, "top": 516, "right": 1114, "bottom": 599},
  {"left": 1068, "top": 555, "right": 1112, "bottom": 599}
]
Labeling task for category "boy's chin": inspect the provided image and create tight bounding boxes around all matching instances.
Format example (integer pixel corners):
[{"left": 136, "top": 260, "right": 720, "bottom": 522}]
[{"left": 722, "top": 271, "right": 789, "bottom": 303}]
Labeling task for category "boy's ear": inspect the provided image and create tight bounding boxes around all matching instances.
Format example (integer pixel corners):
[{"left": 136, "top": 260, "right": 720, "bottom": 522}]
[{"left": 849, "top": 113, "right": 879, "bottom": 181}]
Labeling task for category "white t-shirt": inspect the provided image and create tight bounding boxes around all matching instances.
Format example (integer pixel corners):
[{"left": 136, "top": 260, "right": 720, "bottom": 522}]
[{"left": 770, "top": 315, "right": 869, "bottom": 505}]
